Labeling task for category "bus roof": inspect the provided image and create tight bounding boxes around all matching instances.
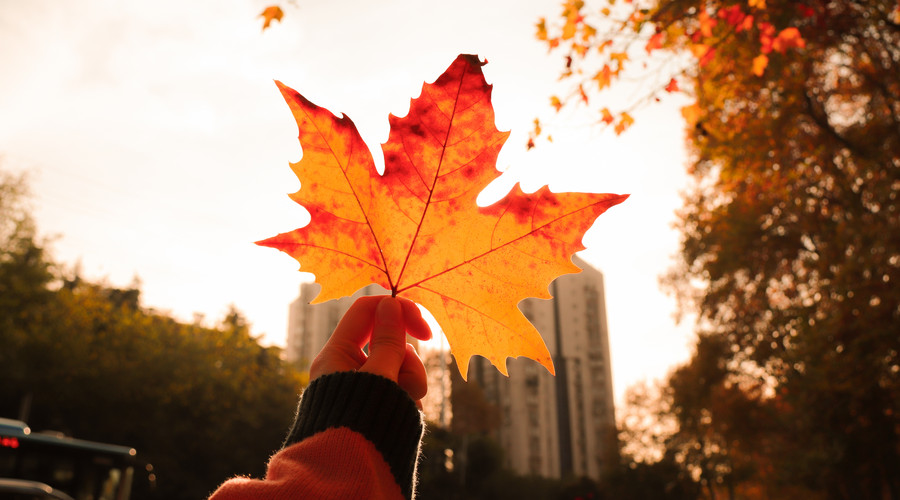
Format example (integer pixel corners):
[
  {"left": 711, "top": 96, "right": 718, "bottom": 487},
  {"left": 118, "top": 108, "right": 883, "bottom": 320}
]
[{"left": 0, "top": 418, "right": 136, "bottom": 457}]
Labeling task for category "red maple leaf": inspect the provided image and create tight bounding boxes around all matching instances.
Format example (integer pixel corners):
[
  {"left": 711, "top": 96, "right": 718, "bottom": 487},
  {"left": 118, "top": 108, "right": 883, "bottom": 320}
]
[
  {"left": 600, "top": 107, "right": 615, "bottom": 125},
  {"left": 717, "top": 5, "right": 747, "bottom": 30},
  {"left": 258, "top": 55, "right": 628, "bottom": 378},
  {"left": 772, "top": 27, "right": 806, "bottom": 53},
  {"left": 645, "top": 32, "right": 664, "bottom": 53},
  {"left": 758, "top": 22, "right": 776, "bottom": 54},
  {"left": 665, "top": 77, "right": 679, "bottom": 93}
]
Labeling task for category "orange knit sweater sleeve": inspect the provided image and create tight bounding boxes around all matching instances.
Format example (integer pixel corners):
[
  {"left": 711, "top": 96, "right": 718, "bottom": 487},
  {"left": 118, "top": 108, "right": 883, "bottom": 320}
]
[{"left": 209, "top": 372, "right": 425, "bottom": 500}]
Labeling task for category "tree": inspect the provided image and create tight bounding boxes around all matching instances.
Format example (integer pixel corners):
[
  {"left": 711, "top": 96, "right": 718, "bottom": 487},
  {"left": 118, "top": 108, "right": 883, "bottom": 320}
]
[
  {"left": 0, "top": 166, "right": 306, "bottom": 499},
  {"left": 617, "top": 338, "right": 781, "bottom": 500},
  {"left": 604, "top": 457, "right": 702, "bottom": 500},
  {"left": 666, "top": 335, "right": 794, "bottom": 500},
  {"left": 539, "top": 0, "right": 900, "bottom": 497},
  {"left": 0, "top": 167, "right": 56, "bottom": 421},
  {"left": 1, "top": 277, "right": 305, "bottom": 499}
]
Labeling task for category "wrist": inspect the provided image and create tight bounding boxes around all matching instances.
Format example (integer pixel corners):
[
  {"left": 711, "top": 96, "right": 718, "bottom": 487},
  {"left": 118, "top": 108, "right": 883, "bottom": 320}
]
[{"left": 284, "top": 371, "right": 424, "bottom": 499}]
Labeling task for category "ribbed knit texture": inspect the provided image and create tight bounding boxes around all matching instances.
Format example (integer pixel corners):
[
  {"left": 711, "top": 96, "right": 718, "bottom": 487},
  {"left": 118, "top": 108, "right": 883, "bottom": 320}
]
[{"left": 284, "top": 371, "right": 424, "bottom": 500}]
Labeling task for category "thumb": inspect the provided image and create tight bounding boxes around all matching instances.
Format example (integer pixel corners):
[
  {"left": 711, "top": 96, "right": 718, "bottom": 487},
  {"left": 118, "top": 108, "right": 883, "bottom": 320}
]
[{"left": 359, "top": 297, "right": 407, "bottom": 382}]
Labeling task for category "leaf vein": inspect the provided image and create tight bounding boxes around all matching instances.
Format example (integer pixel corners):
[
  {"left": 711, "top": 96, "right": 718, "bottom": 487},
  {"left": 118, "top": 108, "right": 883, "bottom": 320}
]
[{"left": 397, "top": 202, "right": 599, "bottom": 293}]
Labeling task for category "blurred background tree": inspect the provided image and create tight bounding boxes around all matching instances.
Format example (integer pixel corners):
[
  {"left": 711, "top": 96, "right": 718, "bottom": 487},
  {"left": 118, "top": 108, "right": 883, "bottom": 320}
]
[
  {"left": 0, "top": 169, "right": 56, "bottom": 387},
  {"left": 538, "top": 0, "right": 900, "bottom": 498},
  {"left": 0, "top": 165, "right": 306, "bottom": 499}
]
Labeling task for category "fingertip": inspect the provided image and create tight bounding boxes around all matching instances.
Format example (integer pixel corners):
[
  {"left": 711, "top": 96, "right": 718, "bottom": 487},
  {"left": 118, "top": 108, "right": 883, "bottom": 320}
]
[
  {"left": 399, "top": 298, "right": 432, "bottom": 341},
  {"left": 398, "top": 343, "right": 428, "bottom": 401}
]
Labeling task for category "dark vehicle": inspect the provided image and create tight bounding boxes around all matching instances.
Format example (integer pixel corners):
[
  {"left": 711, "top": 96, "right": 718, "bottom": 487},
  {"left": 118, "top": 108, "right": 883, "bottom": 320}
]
[
  {"left": 0, "top": 478, "right": 75, "bottom": 499},
  {"left": 0, "top": 418, "right": 142, "bottom": 500}
]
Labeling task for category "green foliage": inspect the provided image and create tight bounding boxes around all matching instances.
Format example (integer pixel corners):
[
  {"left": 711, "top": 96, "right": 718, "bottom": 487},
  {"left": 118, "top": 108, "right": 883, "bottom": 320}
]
[
  {"left": 419, "top": 426, "right": 614, "bottom": 500},
  {"left": 0, "top": 167, "right": 305, "bottom": 500},
  {"left": 477, "top": 470, "right": 563, "bottom": 500},
  {"left": 417, "top": 424, "right": 461, "bottom": 499},
  {"left": 604, "top": 457, "right": 702, "bottom": 500},
  {"left": 0, "top": 169, "right": 56, "bottom": 399},
  {"left": 463, "top": 435, "right": 505, "bottom": 494}
]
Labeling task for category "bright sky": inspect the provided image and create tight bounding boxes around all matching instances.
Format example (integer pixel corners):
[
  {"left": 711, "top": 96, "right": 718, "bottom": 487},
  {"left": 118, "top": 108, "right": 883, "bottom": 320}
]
[{"left": 0, "top": 0, "right": 695, "bottom": 405}]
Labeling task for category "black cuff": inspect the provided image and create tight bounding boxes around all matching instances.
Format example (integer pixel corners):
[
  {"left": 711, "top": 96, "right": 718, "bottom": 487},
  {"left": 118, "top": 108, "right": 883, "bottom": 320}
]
[{"left": 284, "top": 371, "right": 424, "bottom": 499}]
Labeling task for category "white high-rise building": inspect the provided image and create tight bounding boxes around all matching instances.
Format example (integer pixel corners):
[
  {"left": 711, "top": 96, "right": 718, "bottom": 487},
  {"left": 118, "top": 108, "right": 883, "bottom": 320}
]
[{"left": 458, "top": 255, "right": 618, "bottom": 481}]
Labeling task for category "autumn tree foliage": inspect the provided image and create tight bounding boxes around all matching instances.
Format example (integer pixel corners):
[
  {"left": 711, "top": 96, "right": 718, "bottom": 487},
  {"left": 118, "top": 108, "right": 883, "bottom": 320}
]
[
  {"left": 0, "top": 166, "right": 305, "bottom": 500},
  {"left": 540, "top": 0, "right": 900, "bottom": 497}
]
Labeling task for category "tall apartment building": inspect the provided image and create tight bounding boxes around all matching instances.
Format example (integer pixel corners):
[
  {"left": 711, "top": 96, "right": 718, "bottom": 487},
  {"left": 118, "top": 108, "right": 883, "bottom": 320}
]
[
  {"left": 458, "top": 255, "right": 618, "bottom": 481},
  {"left": 285, "top": 283, "right": 388, "bottom": 372},
  {"left": 284, "top": 257, "right": 618, "bottom": 481}
]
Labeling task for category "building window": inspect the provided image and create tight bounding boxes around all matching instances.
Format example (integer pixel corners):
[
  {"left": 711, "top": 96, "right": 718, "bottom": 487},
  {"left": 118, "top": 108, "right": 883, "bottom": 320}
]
[{"left": 527, "top": 403, "right": 539, "bottom": 426}]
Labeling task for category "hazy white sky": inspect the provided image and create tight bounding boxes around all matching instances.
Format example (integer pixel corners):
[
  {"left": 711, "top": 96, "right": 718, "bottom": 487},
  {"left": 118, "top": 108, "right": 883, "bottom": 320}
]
[{"left": 0, "top": 0, "right": 695, "bottom": 404}]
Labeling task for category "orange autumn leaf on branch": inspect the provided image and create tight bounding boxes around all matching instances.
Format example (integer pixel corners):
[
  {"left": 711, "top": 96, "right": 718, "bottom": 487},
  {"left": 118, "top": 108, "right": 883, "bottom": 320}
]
[
  {"left": 645, "top": 32, "right": 664, "bottom": 53},
  {"left": 772, "top": 27, "right": 806, "bottom": 53},
  {"left": 664, "top": 77, "right": 679, "bottom": 93},
  {"left": 259, "top": 5, "right": 283, "bottom": 31},
  {"left": 614, "top": 112, "right": 634, "bottom": 135},
  {"left": 751, "top": 54, "right": 769, "bottom": 76},
  {"left": 600, "top": 107, "right": 615, "bottom": 124},
  {"left": 258, "top": 55, "right": 628, "bottom": 379},
  {"left": 533, "top": 1, "right": 811, "bottom": 140}
]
